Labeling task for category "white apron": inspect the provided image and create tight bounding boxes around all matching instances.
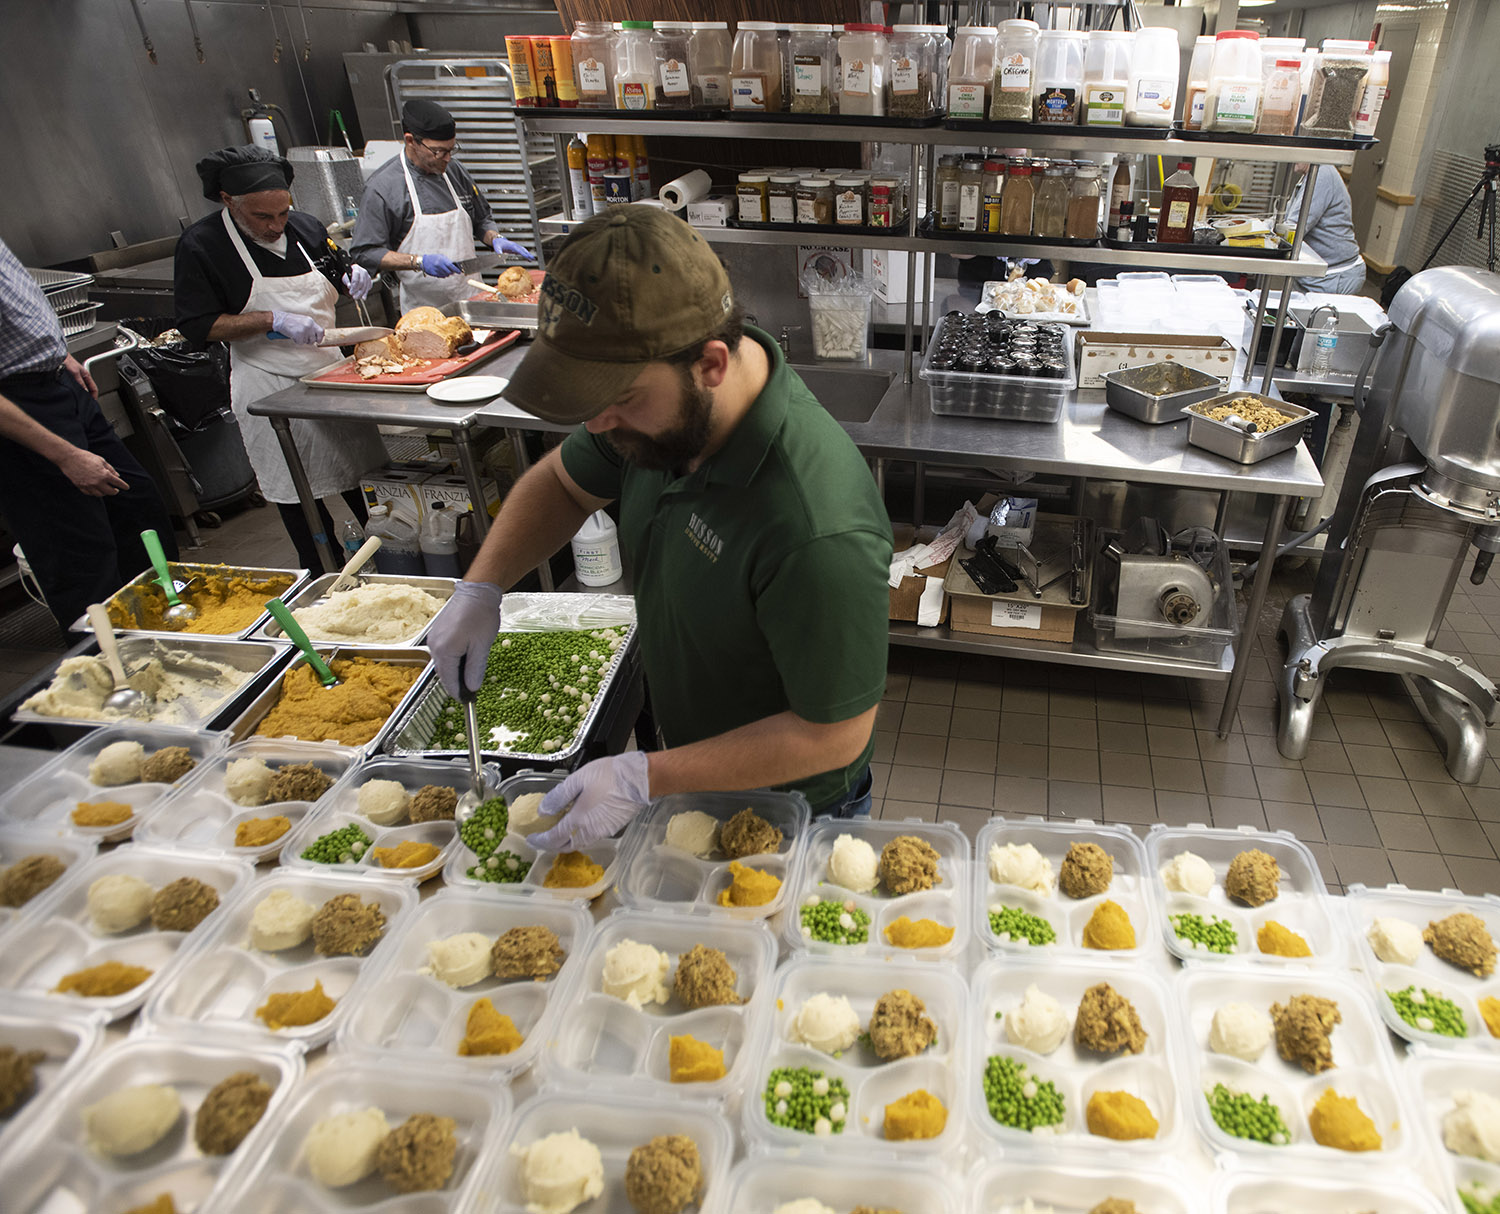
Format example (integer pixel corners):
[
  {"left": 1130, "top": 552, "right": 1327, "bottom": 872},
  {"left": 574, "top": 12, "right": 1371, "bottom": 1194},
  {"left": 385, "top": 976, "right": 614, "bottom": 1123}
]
[
  {"left": 222, "top": 209, "right": 388, "bottom": 503},
  {"left": 395, "top": 156, "right": 475, "bottom": 313}
]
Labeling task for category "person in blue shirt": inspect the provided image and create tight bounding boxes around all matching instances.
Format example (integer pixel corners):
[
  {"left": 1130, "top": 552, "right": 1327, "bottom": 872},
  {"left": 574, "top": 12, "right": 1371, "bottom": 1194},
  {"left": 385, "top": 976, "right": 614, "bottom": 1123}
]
[{"left": 1288, "top": 163, "right": 1366, "bottom": 294}]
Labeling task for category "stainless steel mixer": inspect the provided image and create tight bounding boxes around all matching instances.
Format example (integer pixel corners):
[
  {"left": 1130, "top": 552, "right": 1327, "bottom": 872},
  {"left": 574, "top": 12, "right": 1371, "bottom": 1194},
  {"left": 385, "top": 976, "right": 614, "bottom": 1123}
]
[{"left": 1278, "top": 267, "right": 1500, "bottom": 781}]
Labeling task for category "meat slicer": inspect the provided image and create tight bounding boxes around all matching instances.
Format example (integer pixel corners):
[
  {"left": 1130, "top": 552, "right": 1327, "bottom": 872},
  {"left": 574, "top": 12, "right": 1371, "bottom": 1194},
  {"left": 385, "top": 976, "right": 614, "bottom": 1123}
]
[{"left": 1278, "top": 267, "right": 1500, "bottom": 781}]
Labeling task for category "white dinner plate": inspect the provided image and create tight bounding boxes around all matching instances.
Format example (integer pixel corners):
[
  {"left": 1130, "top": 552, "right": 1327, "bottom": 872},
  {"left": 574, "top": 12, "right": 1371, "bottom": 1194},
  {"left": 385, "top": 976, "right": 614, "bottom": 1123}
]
[{"left": 425, "top": 375, "right": 509, "bottom": 404}]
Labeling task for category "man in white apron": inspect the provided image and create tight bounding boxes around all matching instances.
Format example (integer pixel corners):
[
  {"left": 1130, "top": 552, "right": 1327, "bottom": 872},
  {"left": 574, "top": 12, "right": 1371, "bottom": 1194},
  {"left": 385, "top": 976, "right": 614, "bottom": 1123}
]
[
  {"left": 174, "top": 146, "right": 388, "bottom": 571},
  {"left": 351, "top": 99, "right": 533, "bottom": 314}
]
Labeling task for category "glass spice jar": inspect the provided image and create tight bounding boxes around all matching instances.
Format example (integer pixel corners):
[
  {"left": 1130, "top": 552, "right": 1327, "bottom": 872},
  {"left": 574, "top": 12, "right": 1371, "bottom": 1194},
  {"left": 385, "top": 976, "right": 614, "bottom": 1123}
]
[
  {"left": 788, "top": 23, "right": 834, "bottom": 114},
  {"left": 797, "top": 176, "right": 834, "bottom": 224},
  {"left": 888, "top": 25, "right": 935, "bottom": 118},
  {"left": 570, "top": 20, "right": 615, "bottom": 110},
  {"left": 768, "top": 174, "right": 800, "bottom": 223},
  {"left": 936, "top": 155, "right": 962, "bottom": 231},
  {"left": 957, "top": 157, "right": 985, "bottom": 233},
  {"left": 1067, "top": 163, "right": 1102, "bottom": 238},
  {"left": 736, "top": 172, "right": 769, "bottom": 223},
  {"left": 1033, "top": 162, "right": 1070, "bottom": 237},
  {"left": 652, "top": 24, "right": 693, "bottom": 110},
  {"left": 1000, "top": 160, "right": 1035, "bottom": 235},
  {"left": 833, "top": 176, "right": 866, "bottom": 226}
]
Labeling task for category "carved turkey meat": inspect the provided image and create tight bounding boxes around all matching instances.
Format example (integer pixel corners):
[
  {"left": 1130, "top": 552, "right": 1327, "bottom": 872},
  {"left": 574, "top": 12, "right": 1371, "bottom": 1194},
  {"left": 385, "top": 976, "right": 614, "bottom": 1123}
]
[{"left": 394, "top": 307, "right": 473, "bottom": 359}]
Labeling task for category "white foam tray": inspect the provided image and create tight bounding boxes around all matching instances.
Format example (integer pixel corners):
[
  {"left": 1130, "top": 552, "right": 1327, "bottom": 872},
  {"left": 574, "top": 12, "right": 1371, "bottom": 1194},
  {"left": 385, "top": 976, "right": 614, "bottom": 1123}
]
[
  {"left": 974, "top": 817, "right": 1153, "bottom": 961},
  {"left": 707, "top": 1155, "right": 962, "bottom": 1214},
  {"left": 0, "top": 1034, "right": 301, "bottom": 1213},
  {"left": 143, "top": 869, "right": 416, "bottom": 1049},
  {"left": 969, "top": 1153, "right": 1198, "bottom": 1214},
  {"left": 474, "top": 1090, "right": 733, "bottom": 1214},
  {"left": 444, "top": 769, "right": 623, "bottom": 900},
  {"left": 139, "top": 738, "right": 360, "bottom": 864},
  {"left": 616, "top": 789, "right": 811, "bottom": 921},
  {"left": 784, "top": 817, "right": 971, "bottom": 962},
  {"left": 543, "top": 908, "right": 776, "bottom": 1104},
  {"left": 0, "top": 845, "right": 251, "bottom": 1021},
  {"left": 1346, "top": 883, "right": 1500, "bottom": 1053},
  {"left": 1146, "top": 824, "right": 1341, "bottom": 968},
  {"left": 338, "top": 888, "right": 592, "bottom": 1079},
  {"left": 743, "top": 953, "right": 968, "bottom": 1158},
  {"left": 0, "top": 996, "right": 104, "bottom": 1157},
  {"left": 1176, "top": 964, "right": 1412, "bottom": 1168},
  {"left": 968, "top": 953, "right": 1184, "bottom": 1157},
  {"left": 0, "top": 826, "right": 98, "bottom": 939},
  {"left": 216, "top": 1057, "right": 508, "bottom": 1213},
  {"left": 5, "top": 724, "right": 227, "bottom": 844}
]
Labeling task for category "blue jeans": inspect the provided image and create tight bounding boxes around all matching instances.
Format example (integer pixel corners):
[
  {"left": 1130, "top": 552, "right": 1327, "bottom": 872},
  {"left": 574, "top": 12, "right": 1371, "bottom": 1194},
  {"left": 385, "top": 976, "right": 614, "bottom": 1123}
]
[{"left": 815, "top": 764, "right": 873, "bottom": 820}]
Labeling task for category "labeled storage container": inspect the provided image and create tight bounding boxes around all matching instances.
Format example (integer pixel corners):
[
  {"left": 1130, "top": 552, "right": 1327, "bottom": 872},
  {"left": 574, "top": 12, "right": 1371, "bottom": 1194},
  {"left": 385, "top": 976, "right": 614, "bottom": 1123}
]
[
  {"left": 731, "top": 20, "right": 782, "bottom": 111},
  {"left": 1081, "top": 29, "right": 1133, "bottom": 126},
  {"left": 888, "top": 24, "right": 936, "bottom": 118},
  {"left": 1353, "top": 48, "right": 1391, "bottom": 136},
  {"left": 570, "top": 19, "right": 615, "bottom": 109},
  {"left": 651, "top": 23, "right": 693, "bottom": 109},
  {"left": 990, "top": 19, "right": 1038, "bottom": 120},
  {"left": 1203, "top": 30, "right": 1262, "bottom": 132},
  {"left": 947, "top": 24, "right": 997, "bottom": 119},
  {"left": 788, "top": 23, "right": 834, "bottom": 114},
  {"left": 688, "top": 20, "right": 731, "bottom": 108},
  {"left": 1259, "top": 57, "right": 1303, "bottom": 135},
  {"left": 1035, "top": 30, "right": 1087, "bottom": 123},
  {"left": 1303, "top": 39, "right": 1372, "bottom": 138},
  {"left": 1127, "top": 26, "right": 1179, "bottom": 126},
  {"left": 837, "top": 23, "right": 887, "bottom": 116},
  {"left": 613, "top": 20, "right": 655, "bottom": 110},
  {"left": 1183, "top": 35, "right": 1215, "bottom": 128}
]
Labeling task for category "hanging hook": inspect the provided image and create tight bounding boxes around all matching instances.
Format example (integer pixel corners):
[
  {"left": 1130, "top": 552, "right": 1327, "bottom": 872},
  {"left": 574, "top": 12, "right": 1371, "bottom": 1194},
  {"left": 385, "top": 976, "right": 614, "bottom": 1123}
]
[
  {"left": 267, "top": 3, "right": 283, "bottom": 64},
  {"left": 127, "top": 0, "right": 157, "bottom": 64},
  {"left": 294, "top": 0, "right": 312, "bottom": 62},
  {"left": 183, "top": 0, "right": 205, "bottom": 63}
]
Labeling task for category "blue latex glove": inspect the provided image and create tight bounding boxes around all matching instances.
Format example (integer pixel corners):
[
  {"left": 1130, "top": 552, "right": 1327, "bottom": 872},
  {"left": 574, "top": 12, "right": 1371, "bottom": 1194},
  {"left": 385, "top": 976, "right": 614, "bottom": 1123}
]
[
  {"left": 491, "top": 235, "right": 535, "bottom": 261},
  {"left": 529, "top": 751, "right": 652, "bottom": 851},
  {"left": 269, "top": 310, "right": 324, "bottom": 345},
  {"left": 341, "top": 265, "right": 373, "bottom": 300},
  {"left": 421, "top": 254, "right": 462, "bottom": 278},
  {"left": 427, "top": 580, "right": 502, "bottom": 697}
]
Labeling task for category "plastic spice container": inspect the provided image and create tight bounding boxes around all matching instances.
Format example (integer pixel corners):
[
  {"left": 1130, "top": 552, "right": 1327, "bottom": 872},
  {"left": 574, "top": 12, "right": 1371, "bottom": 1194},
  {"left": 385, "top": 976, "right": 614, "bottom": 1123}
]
[
  {"left": 888, "top": 25, "right": 935, "bottom": 118},
  {"left": 1260, "top": 36, "right": 1306, "bottom": 85},
  {"left": 737, "top": 172, "right": 769, "bottom": 223},
  {"left": 1259, "top": 58, "right": 1302, "bottom": 136},
  {"left": 936, "top": 155, "right": 961, "bottom": 230},
  {"left": 1354, "top": 48, "right": 1391, "bottom": 136},
  {"left": 947, "top": 25, "right": 997, "bottom": 119},
  {"left": 1067, "top": 162, "right": 1103, "bottom": 238},
  {"left": 613, "top": 20, "right": 655, "bottom": 110},
  {"left": 1127, "top": 27, "right": 1179, "bottom": 127},
  {"left": 833, "top": 176, "right": 866, "bottom": 226},
  {"left": 787, "top": 23, "right": 834, "bottom": 114},
  {"left": 1203, "top": 30, "right": 1262, "bottom": 132},
  {"left": 571, "top": 20, "right": 615, "bottom": 109},
  {"left": 1081, "top": 30, "right": 1133, "bottom": 126},
  {"left": 1000, "top": 160, "right": 1035, "bottom": 235},
  {"left": 990, "top": 19, "right": 1039, "bottom": 121},
  {"left": 796, "top": 176, "right": 834, "bottom": 224},
  {"left": 768, "top": 174, "right": 800, "bottom": 224},
  {"left": 651, "top": 24, "right": 693, "bottom": 109},
  {"left": 868, "top": 182, "right": 894, "bottom": 228},
  {"left": 1182, "top": 35, "right": 1214, "bottom": 129},
  {"left": 957, "top": 158, "right": 985, "bottom": 232},
  {"left": 688, "top": 21, "right": 731, "bottom": 108},
  {"left": 981, "top": 159, "right": 1005, "bottom": 233},
  {"left": 1034, "top": 30, "right": 1087, "bottom": 124},
  {"left": 1033, "top": 162, "right": 1070, "bottom": 237},
  {"left": 838, "top": 24, "right": 887, "bottom": 116},
  {"left": 731, "top": 21, "right": 782, "bottom": 112},
  {"left": 1303, "top": 39, "right": 1372, "bottom": 138}
]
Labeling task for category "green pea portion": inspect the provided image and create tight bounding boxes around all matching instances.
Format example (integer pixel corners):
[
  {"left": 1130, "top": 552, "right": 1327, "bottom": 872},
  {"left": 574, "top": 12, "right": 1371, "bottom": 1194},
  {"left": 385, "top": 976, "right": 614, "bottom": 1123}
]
[
  {"left": 1206, "top": 1083, "right": 1290, "bottom": 1145},
  {"left": 762, "top": 1065, "right": 851, "bottom": 1135},
  {"left": 300, "top": 822, "right": 371, "bottom": 865},
  {"left": 982, "top": 1055, "right": 1065, "bottom": 1131},
  {"left": 1460, "top": 1183, "right": 1500, "bottom": 1214},
  {"left": 988, "top": 905, "right": 1057, "bottom": 946},
  {"left": 1170, "top": 911, "right": 1239, "bottom": 954},
  {"left": 799, "top": 898, "right": 870, "bottom": 945},
  {"left": 1387, "top": 985, "right": 1468, "bottom": 1037},
  {"left": 458, "top": 795, "right": 530, "bottom": 884}
]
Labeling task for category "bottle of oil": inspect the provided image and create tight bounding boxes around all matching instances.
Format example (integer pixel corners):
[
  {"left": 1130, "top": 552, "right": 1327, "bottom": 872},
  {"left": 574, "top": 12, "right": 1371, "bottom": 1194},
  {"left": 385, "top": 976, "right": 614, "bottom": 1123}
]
[{"left": 1157, "top": 161, "right": 1199, "bottom": 244}]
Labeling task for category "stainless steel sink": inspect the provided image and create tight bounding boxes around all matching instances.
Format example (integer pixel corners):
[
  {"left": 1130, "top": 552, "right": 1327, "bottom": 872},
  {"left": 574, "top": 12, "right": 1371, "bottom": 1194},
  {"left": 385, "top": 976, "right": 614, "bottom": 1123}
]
[{"left": 791, "top": 366, "right": 894, "bottom": 424}]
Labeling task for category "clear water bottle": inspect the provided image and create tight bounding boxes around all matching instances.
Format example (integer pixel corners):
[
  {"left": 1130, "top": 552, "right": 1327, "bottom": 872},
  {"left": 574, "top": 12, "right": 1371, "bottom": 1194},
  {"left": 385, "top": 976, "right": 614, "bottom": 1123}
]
[
  {"left": 1309, "top": 314, "right": 1339, "bottom": 376},
  {"left": 339, "top": 518, "right": 364, "bottom": 559},
  {"left": 343, "top": 194, "right": 359, "bottom": 223}
]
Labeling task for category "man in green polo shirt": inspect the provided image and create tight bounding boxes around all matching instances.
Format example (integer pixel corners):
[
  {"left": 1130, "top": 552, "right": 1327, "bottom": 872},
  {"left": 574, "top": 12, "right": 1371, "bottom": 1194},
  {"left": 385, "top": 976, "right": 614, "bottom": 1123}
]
[{"left": 425, "top": 207, "right": 892, "bottom": 848}]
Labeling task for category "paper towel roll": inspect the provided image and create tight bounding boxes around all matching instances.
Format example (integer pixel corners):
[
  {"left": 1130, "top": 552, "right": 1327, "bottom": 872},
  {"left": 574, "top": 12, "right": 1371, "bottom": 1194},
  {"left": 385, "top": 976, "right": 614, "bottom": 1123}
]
[{"left": 659, "top": 170, "right": 712, "bottom": 209}]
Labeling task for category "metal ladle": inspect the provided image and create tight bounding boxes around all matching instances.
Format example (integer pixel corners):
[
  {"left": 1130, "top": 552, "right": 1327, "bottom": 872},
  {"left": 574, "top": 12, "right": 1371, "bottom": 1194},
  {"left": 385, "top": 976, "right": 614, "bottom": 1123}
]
[
  {"left": 142, "top": 528, "right": 197, "bottom": 626},
  {"left": 87, "top": 603, "right": 154, "bottom": 718},
  {"left": 263, "top": 599, "right": 341, "bottom": 688}
]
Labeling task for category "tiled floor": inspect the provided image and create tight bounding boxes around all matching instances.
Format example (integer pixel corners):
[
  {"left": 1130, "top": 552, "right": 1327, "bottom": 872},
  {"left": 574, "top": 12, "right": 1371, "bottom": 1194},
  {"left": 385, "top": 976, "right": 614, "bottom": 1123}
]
[{"left": 6, "top": 501, "right": 1500, "bottom": 900}]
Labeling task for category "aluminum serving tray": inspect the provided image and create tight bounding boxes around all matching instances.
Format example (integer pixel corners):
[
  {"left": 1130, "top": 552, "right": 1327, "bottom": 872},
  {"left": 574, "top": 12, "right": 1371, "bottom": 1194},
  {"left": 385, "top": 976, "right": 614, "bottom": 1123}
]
[
  {"left": 1104, "top": 361, "right": 1224, "bottom": 424},
  {"left": 248, "top": 572, "right": 457, "bottom": 647},
  {"left": 225, "top": 645, "right": 432, "bottom": 754},
  {"left": 72, "top": 562, "right": 309, "bottom": 640},
  {"left": 11, "top": 637, "right": 294, "bottom": 731},
  {"left": 1186, "top": 392, "right": 1314, "bottom": 464},
  {"left": 380, "top": 624, "right": 638, "bottom": 766}
]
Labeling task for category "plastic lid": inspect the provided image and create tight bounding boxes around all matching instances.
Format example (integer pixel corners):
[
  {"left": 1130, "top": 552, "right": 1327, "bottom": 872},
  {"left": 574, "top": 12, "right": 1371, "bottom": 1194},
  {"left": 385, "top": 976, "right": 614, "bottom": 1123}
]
[
  {"left": 802, "top": 176, "right": 831, "bottom": 185},
  {"left": 1322, "top": 38, "right": 1374, "bottom": 51},
  {"left": 983, "top": 159, "right": 1003, "bottom": 170},
  {"left": 1091, "top": 29, "right": 1134, "bottom": 39},
  {"left": 620, "top": 20, "right": 653, "bottom": 29},
  {"left": 769, "top": 174, "right": 801, "bottom": 183},
  {"left": 787, "top": 23, "right": 832, "bottom": 33},
  {"left": 833, "top": 176, "right": 864, "bottom": 186},
  {"left": 737, "top": 172, "right": 768, "bottom": 182},
  {"left": 1177, "top": 161, "right": 1192, "bottom": 169},
  {"left": 1275, "top": 58, "right": 1302, "bottom": 68},
  {"left": 844, "top": 23, "right": 885, "bottom": 33},
  {"left": 938, "top": 154, "right": 960, "bottom": 165},
  {"left": 957, "top": 25, "right": 999, "bottom": 35},
  {"left": 871, "top": 183, "right": 892, "bottom": 193},
  {"left": 1216, "top": 30, "right": 1260, "bottom": 39},
  {"left": 1000, "top": 18, "right": 1040, "bottom": 30},
  {"left": 1134, "top": 26, "right": 1175, "bottom": 37},
  {"left": 1009, "top": 162, "right": 1032, "bottom": 175},
  {"left": 737, "top": 21, "right": 776, "bottom": 30},
  {"left": 1075, "top": 164, "right": 1101, "bottom": 176},
  {"left": 890, "top": 24, "right": 930, "bottom": 33},
  {"left": 692, "top": 21, "right": 728, "bottom": 29}
]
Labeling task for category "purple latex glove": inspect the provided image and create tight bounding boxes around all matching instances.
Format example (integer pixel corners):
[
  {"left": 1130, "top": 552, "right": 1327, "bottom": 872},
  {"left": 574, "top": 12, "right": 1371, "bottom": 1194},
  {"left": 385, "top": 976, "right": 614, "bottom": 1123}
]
[
  {"left": 269, "top": 311, "right": 324, "bottom": 345},
  {"left": 421, "top": 254, "right": 462, "bottom": 278},
  {"left": 491, "top": 235, "right": 535, "bottom": 261},
  {"left": 529, "top": 751, "right": 651, "bottom": 851},
  {"left": 342, "top": 265, "right": 373, "bottom": 300},
  {"left": 427, "top": 581, "right": 502, "bottom": 697}
]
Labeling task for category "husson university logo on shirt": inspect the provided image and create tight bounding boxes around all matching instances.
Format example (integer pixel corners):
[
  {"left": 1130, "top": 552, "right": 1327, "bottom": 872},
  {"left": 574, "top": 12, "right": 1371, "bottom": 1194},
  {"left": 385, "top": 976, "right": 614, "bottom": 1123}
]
[{"left": 686, "top": 511, "right": 724, "bottom": 564}]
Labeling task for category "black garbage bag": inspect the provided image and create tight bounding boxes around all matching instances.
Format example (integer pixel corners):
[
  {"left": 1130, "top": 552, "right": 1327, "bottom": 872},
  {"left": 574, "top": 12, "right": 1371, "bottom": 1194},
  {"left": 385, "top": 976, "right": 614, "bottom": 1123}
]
[{"left": 117, "top": 317, "right": 230, "bottom": 433}]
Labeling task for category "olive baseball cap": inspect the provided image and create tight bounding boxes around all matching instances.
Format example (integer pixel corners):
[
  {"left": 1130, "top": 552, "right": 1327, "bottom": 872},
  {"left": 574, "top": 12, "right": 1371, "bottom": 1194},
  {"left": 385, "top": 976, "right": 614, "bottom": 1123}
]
[{"left": 502, "top": 208, "right": 734, "bottom": 425}]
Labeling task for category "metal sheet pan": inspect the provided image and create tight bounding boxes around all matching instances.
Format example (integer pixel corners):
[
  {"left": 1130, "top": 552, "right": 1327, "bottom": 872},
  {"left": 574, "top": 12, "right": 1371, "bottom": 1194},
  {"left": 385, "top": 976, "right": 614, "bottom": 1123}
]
[
  {"left": 225, "top": 646, "right": 433, "bottom": 753},
  {"left": 379, "top": 625, "right": 638, "bottom": 767},
  {"left": 11, "top": 638, "right": 293, "bottom": 731},
  {"left": 247, "top": 574, "right": 457, "bottom": 647},
  {"left": 73, "top": 563, "right": 309, "bottom": 641}
]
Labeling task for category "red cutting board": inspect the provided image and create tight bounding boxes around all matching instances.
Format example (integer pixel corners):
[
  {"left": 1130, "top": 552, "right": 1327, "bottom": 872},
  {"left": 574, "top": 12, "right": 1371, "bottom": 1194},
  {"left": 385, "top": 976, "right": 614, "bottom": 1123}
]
[{"left": 305, "top": 326, "right": 521, "bottom": 388}]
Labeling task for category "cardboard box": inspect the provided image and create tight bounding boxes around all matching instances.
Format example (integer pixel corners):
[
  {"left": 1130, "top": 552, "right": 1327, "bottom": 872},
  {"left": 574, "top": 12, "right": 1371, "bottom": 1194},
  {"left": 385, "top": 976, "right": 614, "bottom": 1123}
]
[
  {"left": 1075, "top": 331, "right": 1238, "bottom": 389},
  {"left": 361, "top": 469, "right": 427, "bottom": 527},
  {"left": 420, "top": 473, "right": 502, "bottom": 522},
  {"left": 687, "top": 196, "right": 732, "bottom": 227},
  {"left": 866, "top": 248, "right": 937, "bottom": 305},
  {"left": 890, "top": 524, "right": 951, "bottom": 624},
  {"left": 949, "top": 595, "right": 1079, "bottom": 643}
]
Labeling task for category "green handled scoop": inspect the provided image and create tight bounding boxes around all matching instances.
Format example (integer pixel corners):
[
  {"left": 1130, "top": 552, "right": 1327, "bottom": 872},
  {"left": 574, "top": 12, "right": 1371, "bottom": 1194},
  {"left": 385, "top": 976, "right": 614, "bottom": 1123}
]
[
  {"left": 264, "top": 599, "right": 340, "bottom": 688},
  {"left": 141, "top": 529, "right": 197, "bottom": 626}
]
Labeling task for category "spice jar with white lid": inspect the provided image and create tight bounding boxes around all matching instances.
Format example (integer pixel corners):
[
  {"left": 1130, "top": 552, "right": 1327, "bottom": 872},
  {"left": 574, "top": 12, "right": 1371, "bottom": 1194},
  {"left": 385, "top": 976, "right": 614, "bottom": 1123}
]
[
  {"left": 730, "top": 21, "right": 782, "bottom": 112},
  {"left": 787, "top": 24, "right": 834, "bottom": 114},
  {"left": 1126, "top": 27, "right": 1178, "bottom": 127},
  {"left": 947, "top": 26, "right": 997, "bottom": 120},
  {"left": 1203, "top": 30, "right": 1263, "bottom": 132},
  {"left": 687, "top": 22, "right": 731, "bottom": 108},
  {"left": 1259, "top": 58, "right": 1302, "bottom": 136},
  {"left": 833, "top": 177, "right": 866, "bottom": 226},
  {"left": 838, "top": 24, "right": 888, "bottom": 116},
  {"left": 957, "top": 158, "right": 985, "bottom": 233},
  {"left": 797, "top": 177, "right": 834, "bottom": 225},
  {"left": 768, "top": 175, "right": 800, "bottom": 224},
  {"left": 989, "top": 19, "right": 1038, "bottom": 121},
  {"left": 1034, "top": 30, "right": 1087, "bottom": 124},
  {"left": 736, "top": 172, "right": 769, "bottom": 224},
  {"left": 1081, "top": 30, "right": 1132, "bottom": 126}
]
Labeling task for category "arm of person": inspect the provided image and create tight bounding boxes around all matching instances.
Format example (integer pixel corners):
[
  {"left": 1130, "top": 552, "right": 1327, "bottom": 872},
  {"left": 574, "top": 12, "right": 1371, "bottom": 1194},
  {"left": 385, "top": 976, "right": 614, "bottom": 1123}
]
[
  {"left": 205, "top": 311, "right": 277, "bottom": 342},
  {"left": 0, "top": 393, "right": 128, "bottom": 495},
  {"left": 350, "top": 174, "right": 409, "bottom": 275}
]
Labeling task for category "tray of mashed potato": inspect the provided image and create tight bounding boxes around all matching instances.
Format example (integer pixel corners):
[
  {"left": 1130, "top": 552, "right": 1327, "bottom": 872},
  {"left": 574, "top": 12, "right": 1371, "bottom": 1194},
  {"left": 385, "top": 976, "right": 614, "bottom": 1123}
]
[
  {"left": 14, "top": 637, "right": 292, "bottom": 731},
  {"left": 74, "top": 562, "right": 308, "bottom": 640},
  {"left": 249, "top": 573, "right": 456, "bottom": 648},
  {"left": 0, "top": 1034, "right": 301, "bottom": 1214}
]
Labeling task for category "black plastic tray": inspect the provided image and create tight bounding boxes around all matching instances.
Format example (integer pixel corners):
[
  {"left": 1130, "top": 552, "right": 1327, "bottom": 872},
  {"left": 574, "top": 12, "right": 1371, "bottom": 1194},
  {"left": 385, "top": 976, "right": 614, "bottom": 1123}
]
[
  {"left": 1169, "top": 123, "right": 1377, "bottom": 151},
  {"left": 566, "top": 106, "right": 727, "bottom": 119},
  {"left": 916, "top": 214, "right": 1099, "bottom": 247},
  {"left": 734, "top": 216, "right": 911, "bottom": 237},
  {"left": 731, "top": 109, "right": 944, "bottom": 128},
  {"left": 1103, "top": 235, "right": 1293, "bottom": 260},
  {"left": 941, "top": 117, "right": 1171, "bottom": 139}
]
